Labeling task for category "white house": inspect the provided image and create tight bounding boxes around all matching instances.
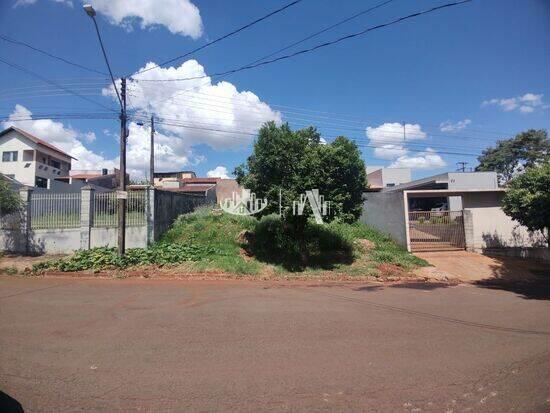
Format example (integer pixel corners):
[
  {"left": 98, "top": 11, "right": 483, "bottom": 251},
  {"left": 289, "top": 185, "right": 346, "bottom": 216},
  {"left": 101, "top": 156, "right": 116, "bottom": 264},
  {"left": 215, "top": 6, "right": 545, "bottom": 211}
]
[
  {"left": 365, "top": 166, "right": 412, "bottom": 189},
  {"left": 0, "top": 126, "right": 74, "bottom": 190}
]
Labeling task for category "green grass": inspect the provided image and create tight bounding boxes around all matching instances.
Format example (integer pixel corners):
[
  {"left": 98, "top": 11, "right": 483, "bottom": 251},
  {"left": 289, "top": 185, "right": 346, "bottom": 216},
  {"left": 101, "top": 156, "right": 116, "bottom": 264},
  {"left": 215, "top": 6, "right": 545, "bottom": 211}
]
[{"left": 33, "top": 207, "right": 428, "bottom": 276}]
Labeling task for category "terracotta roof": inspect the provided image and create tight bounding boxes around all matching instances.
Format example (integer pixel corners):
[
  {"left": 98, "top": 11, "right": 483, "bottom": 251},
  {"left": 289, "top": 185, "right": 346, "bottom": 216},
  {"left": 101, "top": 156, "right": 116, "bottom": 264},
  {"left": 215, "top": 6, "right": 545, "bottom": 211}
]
[
  {"left": 0, "top": 126, "right": 76, "bottom": 160},
  {"left": 69, "top": 174, "right": 102, "bottom": 179},
  {"left": 161, "top": 184, "right": 215, "bottom": 193},
  {"left": 181, "top": 177, "right": 219, "bottom": 184}
]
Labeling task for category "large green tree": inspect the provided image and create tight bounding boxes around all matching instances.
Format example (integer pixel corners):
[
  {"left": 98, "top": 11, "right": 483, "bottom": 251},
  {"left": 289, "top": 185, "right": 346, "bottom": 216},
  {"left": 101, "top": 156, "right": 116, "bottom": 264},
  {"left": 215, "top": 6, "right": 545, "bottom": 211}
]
[
  {"left": 476, "top": 129, "right": 550, "bottom": 184},
  {"left": 235, "top": 121, "right": 366, "bottom": 231},
  {"left": 0, "top": 176, "right": 21, "bottom": 216},
  {"left": 502, "top": 162, "right": 550, "bottom": 247}
]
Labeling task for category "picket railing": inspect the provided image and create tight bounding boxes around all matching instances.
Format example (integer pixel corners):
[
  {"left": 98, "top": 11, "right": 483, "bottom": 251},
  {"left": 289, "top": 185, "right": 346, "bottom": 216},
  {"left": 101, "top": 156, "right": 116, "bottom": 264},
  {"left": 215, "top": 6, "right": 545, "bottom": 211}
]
[
  {"left": 93, "top": 191, "right": 146, "bottom": 227},
  {"left": 30, "top": 192, "right": 81, "bottom": 229}
]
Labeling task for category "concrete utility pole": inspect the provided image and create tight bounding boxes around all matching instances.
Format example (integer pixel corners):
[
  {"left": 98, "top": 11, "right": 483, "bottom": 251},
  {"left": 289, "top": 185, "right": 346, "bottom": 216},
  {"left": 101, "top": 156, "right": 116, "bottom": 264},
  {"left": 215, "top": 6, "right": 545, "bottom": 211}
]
[
  {"left": 150, "top": 115, "right": 155, "bottom": 186},
  {"left": 118, "top": 77, "right": 127, "bottom": 256},
  {"left": 84, "top": 4, "right": 127, "bottom": 256}
]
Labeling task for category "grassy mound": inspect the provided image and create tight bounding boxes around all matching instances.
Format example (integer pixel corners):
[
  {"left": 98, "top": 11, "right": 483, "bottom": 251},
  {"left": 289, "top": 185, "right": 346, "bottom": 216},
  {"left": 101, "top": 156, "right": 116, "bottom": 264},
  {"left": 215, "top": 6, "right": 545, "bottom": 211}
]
[{"left": 33, "top": 207, "right": 427, "bottom": 276}]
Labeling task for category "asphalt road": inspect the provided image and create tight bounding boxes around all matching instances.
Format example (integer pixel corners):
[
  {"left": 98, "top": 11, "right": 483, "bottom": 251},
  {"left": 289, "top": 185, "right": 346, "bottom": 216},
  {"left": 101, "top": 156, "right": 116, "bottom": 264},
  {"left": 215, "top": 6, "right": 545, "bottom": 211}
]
[{"left": 1, "top": 276, "right": 549, "bottom": 412}]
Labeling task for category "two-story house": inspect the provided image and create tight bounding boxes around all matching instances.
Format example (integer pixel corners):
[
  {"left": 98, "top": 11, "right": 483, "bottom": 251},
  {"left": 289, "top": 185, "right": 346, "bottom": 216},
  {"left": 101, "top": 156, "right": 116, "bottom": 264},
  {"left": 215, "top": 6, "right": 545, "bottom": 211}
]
[{"left": 0, "top": 126, "right": 74, "bottom": 189}]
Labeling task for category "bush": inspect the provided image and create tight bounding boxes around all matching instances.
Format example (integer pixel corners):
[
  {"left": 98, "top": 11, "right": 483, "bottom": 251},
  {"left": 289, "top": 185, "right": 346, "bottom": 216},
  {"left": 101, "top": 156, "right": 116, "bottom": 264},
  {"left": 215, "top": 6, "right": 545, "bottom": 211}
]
[
  {"left": 33, "top": 243, "right": 222, "bottom": 273},
  {"left": 249, "top": 214, "right": 354, "bottom": 271}
]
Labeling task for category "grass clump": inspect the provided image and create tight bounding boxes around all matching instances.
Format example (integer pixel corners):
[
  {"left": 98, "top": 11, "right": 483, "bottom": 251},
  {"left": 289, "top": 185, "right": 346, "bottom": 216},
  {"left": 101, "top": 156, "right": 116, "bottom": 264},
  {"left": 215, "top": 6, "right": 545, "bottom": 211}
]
[
  {"left": 1, "top": 266, "right": 18, "bottom": 275},
  {"left": 33, "top": 243, "right": 222, "bottom": 273}
]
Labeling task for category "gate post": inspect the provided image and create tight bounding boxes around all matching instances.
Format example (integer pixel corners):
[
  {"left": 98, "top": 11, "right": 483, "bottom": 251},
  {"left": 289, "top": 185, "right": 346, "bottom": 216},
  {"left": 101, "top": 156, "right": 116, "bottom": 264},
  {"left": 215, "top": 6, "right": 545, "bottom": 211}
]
[
  {"left": 80, "top": 186, "right": 94, "bottom": 250},
  {"left": 463, "top": 209, "right": 475, "bottom": 251},
  {"left": 146, "top": 186, "right": 155, "bottom": 246},
  {"left": 403, "top": 191, "right": 411, "bottom": 252},
  {"left": 19, "top": 186, "right": 33, "bottom": 254}
]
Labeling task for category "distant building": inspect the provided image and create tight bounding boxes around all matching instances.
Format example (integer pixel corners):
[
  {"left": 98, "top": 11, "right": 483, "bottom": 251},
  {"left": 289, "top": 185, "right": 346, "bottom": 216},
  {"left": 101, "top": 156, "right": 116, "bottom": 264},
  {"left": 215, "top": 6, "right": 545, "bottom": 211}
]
[
  {"left": 0, "top": 126, "right": 74, "bottom": 190},
  {"left": 153, "top": 171, "right": 196, "bottom": 187},
  {"left": 56, "top": 169, "right": 126, "bottom": 191},
  {"left": 153, "top": 172, "right": 241, "bottom": 204},
  {"left": 365, "top": 166, "right": 412, "bottom": 190}
]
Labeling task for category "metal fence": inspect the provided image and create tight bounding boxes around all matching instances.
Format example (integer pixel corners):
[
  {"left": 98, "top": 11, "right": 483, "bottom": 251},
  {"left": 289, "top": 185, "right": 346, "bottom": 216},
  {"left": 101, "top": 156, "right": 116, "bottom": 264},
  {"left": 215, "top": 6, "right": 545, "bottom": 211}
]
[
  {"left": 93, "top": 191, "right": 146, "bottom": 227},
  {"left": 408, "top": 210, "right": 465, "bottom": 251},
  {"left": 30, "top": 192, "right": 81, "bottom": 229}
]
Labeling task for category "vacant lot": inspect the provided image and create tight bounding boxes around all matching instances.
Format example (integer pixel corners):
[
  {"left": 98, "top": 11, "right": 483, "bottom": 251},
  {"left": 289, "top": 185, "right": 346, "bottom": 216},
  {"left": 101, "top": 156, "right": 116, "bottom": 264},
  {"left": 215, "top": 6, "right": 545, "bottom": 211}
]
[{"left": 1, "top": 276, "right": 549, "bottom": 412}]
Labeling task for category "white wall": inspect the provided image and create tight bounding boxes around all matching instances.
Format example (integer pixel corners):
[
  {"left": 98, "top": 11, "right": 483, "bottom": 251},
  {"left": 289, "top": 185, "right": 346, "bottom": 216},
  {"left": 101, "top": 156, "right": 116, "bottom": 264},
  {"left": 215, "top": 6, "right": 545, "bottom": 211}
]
[
  {"left": 361, "top": 191, "right": 407, "bottom": 247},
  {"left": 462, "top": 192, "right": 546, "bottom": 250},
  {"left": 0, "top": 132, "right": 35, "bottom": 186}
]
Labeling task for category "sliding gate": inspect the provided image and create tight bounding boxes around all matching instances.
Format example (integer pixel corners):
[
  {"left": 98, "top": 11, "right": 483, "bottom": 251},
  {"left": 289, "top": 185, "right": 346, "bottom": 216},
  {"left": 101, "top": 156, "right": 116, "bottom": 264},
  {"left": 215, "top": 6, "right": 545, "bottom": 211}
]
[{"left": 408, "top": 211, "right": 465, "bottom": 252}]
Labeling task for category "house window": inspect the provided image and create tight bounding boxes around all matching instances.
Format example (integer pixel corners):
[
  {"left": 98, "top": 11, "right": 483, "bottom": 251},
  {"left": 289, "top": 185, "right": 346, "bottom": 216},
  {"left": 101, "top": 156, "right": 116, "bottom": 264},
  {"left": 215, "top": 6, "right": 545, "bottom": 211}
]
[
  {"left": 2, "top": 151, "right": 18, "bottom": 162},
  {"left": 49, "top": 159, "right": 61, "bottom": 169},
  {"left": 386, "top": 183, "right": 396, "bottom": 187},
  {"left": 35, "top": 176, "right": 48, "bottom": 188}
]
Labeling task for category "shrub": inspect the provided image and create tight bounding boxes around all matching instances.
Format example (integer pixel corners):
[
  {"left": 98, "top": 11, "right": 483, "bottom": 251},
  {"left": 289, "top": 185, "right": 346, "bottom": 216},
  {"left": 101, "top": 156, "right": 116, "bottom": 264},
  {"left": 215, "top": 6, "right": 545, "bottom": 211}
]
[{"left": 33, "top": 243, "right": 222, "bottom": 273}]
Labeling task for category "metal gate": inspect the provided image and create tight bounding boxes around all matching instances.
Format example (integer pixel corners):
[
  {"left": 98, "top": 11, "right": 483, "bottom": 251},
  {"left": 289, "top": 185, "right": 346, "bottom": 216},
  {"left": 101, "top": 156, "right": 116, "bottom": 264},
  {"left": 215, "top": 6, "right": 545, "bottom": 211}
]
[{"left": 408, "top": 211, "right": 465, "bottom": 252}]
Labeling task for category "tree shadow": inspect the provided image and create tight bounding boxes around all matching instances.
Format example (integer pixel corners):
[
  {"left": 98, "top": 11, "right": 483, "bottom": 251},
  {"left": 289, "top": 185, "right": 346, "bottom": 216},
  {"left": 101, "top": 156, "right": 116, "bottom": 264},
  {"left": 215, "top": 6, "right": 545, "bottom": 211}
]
[
  {"left": 353, "top": 282, "right": 455, "bottom": 293},
  {"left": 473, "top": 255, "right": 550, "bottom": 300},
  {"left": 0, "top": 391, "right": 24, "bottom": 413}
]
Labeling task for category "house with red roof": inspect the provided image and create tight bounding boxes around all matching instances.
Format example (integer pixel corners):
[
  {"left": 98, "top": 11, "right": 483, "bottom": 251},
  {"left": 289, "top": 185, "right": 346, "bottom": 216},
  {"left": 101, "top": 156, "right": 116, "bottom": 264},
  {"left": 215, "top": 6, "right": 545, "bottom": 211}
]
[{"left": 0, "top": 126, "right": 76, "bottom": 190}]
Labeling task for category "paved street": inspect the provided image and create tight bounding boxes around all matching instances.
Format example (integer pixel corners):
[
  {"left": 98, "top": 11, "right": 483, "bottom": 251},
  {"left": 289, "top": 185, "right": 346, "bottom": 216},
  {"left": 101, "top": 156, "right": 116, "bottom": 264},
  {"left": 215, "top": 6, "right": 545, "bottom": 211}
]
[{"left": 1, "top": 276, "right": 549, "bottom": 412}]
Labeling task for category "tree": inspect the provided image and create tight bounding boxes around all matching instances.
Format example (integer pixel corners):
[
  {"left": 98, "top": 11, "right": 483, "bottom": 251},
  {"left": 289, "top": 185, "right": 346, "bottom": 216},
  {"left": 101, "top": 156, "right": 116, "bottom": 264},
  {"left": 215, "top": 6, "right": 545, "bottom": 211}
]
[
  {"left": 476, "top": 129, "right": 550, "bottom": 185},
  {"left": 0, "top": 176, "right": 21, "bottom": 216},
  {"left": 235, "top": 122, "right": 367, "bottom": 259},
  {"left": 502, "top": 162, "right": 550, "bottom": 247}
]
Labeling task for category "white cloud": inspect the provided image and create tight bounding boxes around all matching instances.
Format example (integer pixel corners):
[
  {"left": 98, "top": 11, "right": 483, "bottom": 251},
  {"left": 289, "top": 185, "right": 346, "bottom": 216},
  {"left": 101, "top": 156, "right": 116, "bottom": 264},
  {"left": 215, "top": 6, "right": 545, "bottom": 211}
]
[
  {"left": 366, "top": 122, "right": 426, "bottom": 143},
  {"left": 373, "top": 144, "right": 407, "bottom": 160},
  {"left": 389, "top": 148, "right": 446, "bottom": 169},
  {"left": 482, "top": 93, "right": 544, "bottom": 114},
  {"left": 439, "top": 118, "right": 471, "bottom": 132},
  {"left": 85, "top": 0, "right": 203, "bottom": 38},
  {"left": 1, "top": 105, "right": 202, "bottom": 179},
  {"left": 366, "top": 122, "right": 444, "bottom": 169},
  {"left": 14, "top": 0, "right": 73, "bottom": 7},
  {"left": 206, "top": 166, "right": 230, "bottom": 179},
  {"left": 105, "top": 60, "right": 282, "bottom": 150}
]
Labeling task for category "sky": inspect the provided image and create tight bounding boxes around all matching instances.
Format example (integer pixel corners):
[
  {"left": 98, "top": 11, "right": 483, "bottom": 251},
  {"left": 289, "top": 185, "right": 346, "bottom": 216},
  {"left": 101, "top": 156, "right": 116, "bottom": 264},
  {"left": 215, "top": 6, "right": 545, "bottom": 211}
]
[{"left": 0, "top": 0, "right": 549, "bottom": 180}]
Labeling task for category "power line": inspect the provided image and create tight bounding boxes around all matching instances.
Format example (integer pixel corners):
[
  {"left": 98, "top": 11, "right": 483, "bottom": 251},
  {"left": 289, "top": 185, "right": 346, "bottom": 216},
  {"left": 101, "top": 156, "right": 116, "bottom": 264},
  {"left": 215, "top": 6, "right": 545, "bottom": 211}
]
[
  {"left": 0, "top": 34, "right": 109, "bottom": 76},
  {"left": 131, "top": 0, "right": 306, "bottom": 77},
  {"left": 136, "top": 0, "right": 472, "bottom": 83},
  {"left": 246, "top": 0, "right": 398, "bottom": 67},
  {"left": 0, "top": 57, "right": 117, "bottom": 113}
]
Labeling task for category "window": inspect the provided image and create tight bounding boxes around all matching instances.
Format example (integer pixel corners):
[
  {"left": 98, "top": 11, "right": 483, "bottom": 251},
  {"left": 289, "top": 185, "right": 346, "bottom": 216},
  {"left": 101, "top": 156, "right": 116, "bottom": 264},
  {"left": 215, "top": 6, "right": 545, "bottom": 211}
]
[
  {"left": 386, "top": 183, "right": 396, "bottom": 187},
  {"left": 49, "top": 159, "right": 61, "bottom": 169},
  {"left": 2, "top": 151, "right": 18, "bottom": 162},
  {"left": 35, "top": 176, "right": 48, "bottom": 188}
]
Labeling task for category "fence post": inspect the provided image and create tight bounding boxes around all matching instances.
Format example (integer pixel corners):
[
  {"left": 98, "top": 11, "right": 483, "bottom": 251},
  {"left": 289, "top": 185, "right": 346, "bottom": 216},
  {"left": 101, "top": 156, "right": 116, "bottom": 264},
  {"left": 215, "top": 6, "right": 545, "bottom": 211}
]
[
  {"left": 146, "top": 187, "right": 155, "bottom": 246},
  {"left": 19, "top": 186, "right": 32, "bottom": 254},
  {"left": 80, "top": 186, "right": 94, "bottom": 250}
]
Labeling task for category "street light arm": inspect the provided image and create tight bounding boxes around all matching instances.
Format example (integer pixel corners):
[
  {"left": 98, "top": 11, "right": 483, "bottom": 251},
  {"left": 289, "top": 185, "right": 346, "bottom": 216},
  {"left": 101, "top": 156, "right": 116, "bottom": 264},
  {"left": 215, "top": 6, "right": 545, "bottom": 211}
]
[{"left": 90, "top": 16, "right": 122, "bottom": 108}]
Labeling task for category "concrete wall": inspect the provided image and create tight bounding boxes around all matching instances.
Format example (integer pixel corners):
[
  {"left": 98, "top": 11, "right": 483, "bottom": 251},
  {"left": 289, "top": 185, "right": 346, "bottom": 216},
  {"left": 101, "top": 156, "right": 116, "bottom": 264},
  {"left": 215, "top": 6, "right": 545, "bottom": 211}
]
[
  {"left": 462, "top": 192, "right": 546, "bottom": 251},
  {"left": 361, "top": 191, "right": 407, "bottom": 247},
  {"left": 90, "top": 227, "right": 147, "bottom": 249},
  {"left": 154, "top": 189, "right": 210, "bottom": 240},
  {"left": 0, "top": 187, "right": 216, "bottom": 254}
]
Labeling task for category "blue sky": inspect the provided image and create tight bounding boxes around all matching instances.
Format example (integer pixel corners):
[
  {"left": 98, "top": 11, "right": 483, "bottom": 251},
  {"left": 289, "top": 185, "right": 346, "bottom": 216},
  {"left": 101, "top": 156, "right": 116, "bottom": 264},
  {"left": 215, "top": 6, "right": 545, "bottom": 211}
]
[{"left": 0, "top": 0, "right": 549, "bottom": 180}]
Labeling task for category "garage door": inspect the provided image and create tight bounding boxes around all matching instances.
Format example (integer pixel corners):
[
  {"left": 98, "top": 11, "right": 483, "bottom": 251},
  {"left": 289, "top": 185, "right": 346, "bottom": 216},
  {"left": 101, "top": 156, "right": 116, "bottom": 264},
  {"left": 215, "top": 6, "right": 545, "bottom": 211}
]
[{"left": 408, "top": 211, "right": 466, "bottom": 252}]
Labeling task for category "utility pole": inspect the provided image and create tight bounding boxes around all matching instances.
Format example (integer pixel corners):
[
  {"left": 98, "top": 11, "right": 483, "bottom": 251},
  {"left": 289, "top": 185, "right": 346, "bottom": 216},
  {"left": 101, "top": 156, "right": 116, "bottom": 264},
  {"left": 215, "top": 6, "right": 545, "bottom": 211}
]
[
  {"left": 150, "top": 115, "right": 155, "bottom": 186},
  {"left": 117, "top": 77, "right": 127, "bottom": 256},
  {"left": 402, "top": 121, "right": 406, "bottom": 141},
  {"left": 456, "top": 161, "right": 468, "bottom": 172},
  {"left": 83, "top": 4, "right": 127, "bottom": 257}
]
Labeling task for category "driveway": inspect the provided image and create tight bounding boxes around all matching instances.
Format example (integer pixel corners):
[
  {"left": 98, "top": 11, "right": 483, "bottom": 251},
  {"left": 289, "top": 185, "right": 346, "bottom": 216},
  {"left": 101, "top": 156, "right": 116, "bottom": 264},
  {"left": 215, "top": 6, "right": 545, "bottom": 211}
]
[
  {"left": 1, "top": 276, "right": 550, "bottom": 412},
  {"left": 415, "top": 250, "right": 550, "bottom": 284}
]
